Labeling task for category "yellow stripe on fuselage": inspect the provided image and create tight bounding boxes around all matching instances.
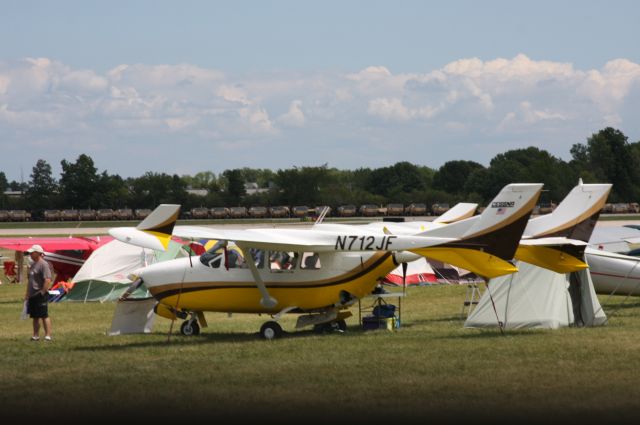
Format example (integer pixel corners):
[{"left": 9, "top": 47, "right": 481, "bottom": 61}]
[
  {"left": 410, "top": 247, "right": 518, "bottom": 279},
  {"left": 152, "top": 253, "right": 397, "bottom": 314},
  {"left": 514, "top": 245, "right": 588, "bottom": 273}
]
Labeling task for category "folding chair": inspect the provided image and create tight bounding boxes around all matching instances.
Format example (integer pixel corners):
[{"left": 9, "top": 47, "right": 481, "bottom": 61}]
[{"left": 3, "top": 260, "right": 18, "bottom": 284}]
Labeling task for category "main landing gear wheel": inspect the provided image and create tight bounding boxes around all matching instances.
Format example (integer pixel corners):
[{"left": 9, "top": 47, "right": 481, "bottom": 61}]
[
  {"left": 260, "top": 321, "right": 283, "bottom": 340},
  {"left": 180, "top": 320, "right": 200, "bottom": 336}
]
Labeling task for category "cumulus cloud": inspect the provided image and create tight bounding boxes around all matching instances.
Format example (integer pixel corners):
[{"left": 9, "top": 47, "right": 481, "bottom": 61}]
[
  {"left": 1, "top": 55, "right": 640, "bottom": 179},
  {"left": 278, "top": 100, "right": 306, "bottom": 127}
]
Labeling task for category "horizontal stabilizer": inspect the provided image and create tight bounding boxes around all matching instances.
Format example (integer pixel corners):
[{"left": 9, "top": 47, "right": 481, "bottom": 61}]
[
  {"left": 109, "top": 204, "right": 180, "bottom": 251},
  {"left": 515, "top": 237, "right": 589, "bottom": 273},
  {"left": 433, "top": 203, "right": 478, "bottom": 224}
]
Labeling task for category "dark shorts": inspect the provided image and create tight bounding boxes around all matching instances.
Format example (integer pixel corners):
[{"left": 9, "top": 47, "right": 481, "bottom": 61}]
[{"left": 27, "top": 293, "right": 48, "bottom": 318}]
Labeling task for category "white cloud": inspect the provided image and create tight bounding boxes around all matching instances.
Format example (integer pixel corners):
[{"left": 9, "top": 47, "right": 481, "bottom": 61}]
[
  {"left": 278, "top": 100, "right": 306, "bottom": 127},
  {"left": 1, "top": 55, "right": 640, "bottom": 180}
]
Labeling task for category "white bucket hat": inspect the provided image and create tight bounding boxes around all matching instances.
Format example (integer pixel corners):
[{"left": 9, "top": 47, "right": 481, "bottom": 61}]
[{"left": 26, "top": 244, "right": 45, "bottom": 254}]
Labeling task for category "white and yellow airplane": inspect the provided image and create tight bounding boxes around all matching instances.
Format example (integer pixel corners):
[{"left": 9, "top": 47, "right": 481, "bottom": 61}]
[{"left": 109, "top": 183, "right": 543, "bottom": 339}]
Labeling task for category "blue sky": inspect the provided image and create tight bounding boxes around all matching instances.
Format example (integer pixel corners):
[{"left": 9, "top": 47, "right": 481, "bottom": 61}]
[{"left": 1, "top": 1, "right": 639, "bottom": 181}]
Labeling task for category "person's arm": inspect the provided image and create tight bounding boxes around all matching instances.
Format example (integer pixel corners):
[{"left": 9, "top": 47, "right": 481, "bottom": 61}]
[
  {"left": 41, "top": 277, "right": 52, "bottom": 296},
  {"left": 40, "top": 262, "right": 53, "bottom": 296}
]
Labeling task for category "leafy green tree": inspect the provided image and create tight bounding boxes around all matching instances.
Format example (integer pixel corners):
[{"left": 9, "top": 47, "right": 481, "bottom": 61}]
[
  {"left": 484, "top": 147, "right": 575, "bottom": 204},
  {"left": 26, "top": 159, "right": 59, "bottom": 217},
  {"left": 0, "top": 171, "right": 7, "bottom": 193},
  {"left": 240, "top": 168, "right": 276, "bottom": 188},
  {"left": 95, "top": 172, "right": 131, "bottom": 208},
  {"left": 128, "top": 172, "right": 188, "bottom": 207},
  {"left": 222, "top": 169, "right": 246, "bottom": 206},
  {"left": 366, "top": 162, "right": 428, "bottom": 199},
  {"left": 432, "top": 160, "right": 485, "bottom": 195},
  {"left": 0, "top": 171, "right": 8, "bottom": 208},
  {"left": 59, "top": 154, "right": 99, "bottom": 208},
  {"left": 570, "top": 127, "right": 639, "bottom": 201},
  {"left": 276, "top": 165, "right": 331, "bottom": 205}
]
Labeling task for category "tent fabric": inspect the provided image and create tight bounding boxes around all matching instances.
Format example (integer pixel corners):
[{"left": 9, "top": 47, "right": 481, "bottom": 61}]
[
  {"left": 108, "top": 298, "right": 157, "bottom": 335},
  {"left": 464, "top": 261, "right": 606, "bottom": 329},
  {"left": 383, "top": 258, "right": 437, "bottom": 285},
  {"left": 65, "top": 239, "right": 187, "bottom": 302}
]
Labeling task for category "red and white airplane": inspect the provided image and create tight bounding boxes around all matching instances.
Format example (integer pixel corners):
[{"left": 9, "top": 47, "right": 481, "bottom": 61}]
[{"left": 0, "top": 236, "right": 113, "bottom": 284}]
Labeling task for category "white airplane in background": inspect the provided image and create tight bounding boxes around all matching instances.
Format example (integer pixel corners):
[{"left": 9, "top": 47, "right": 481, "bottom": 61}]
[{"left": 109, "top": 183, "right": 542, "bottom": 339}]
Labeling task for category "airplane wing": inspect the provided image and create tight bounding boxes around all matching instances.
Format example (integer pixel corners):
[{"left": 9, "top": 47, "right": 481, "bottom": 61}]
[
  {"left": 172, "top": 225, "right": 456, "bottom": 253},
  {"left": 0, "top": 236, "right": 112, "bottom": 252}
]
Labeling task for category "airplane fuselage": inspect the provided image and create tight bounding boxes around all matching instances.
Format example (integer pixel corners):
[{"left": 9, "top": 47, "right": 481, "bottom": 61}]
[{"left": 137, "top": 251, "right": 397, "bottom": 314}]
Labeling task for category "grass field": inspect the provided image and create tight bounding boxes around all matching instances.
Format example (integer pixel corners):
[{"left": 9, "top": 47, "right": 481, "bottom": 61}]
[
  {"left": 2, "top": 277, "right": 640, "bottom": 424},
  {"left": 2, "top": 217, "right": 640, "bottom": 425}
]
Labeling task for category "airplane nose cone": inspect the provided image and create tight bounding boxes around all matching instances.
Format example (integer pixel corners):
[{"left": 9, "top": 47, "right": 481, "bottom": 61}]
[{"left": 132, "top": 257, "right": 193, "bottom": 288}]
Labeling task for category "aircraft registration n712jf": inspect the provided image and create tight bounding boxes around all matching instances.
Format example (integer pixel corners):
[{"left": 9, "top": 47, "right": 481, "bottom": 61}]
[{"left": 109, "top": 183, "right": 542, "bottom": 339}]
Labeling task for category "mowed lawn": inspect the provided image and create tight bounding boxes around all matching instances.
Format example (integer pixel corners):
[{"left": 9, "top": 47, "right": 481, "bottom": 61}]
[{"left": 1, "top": 278, "right": 640, "bottom": 425}]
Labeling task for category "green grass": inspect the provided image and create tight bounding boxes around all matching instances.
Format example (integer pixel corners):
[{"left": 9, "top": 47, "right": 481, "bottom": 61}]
[{"left": 1, "top": 281, "right": 639, "bottom": 424}]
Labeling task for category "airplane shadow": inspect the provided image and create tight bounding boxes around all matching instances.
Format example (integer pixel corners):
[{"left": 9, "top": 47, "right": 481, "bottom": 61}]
[{"left": 73, "top": 327, "right": 363, "bottom": 351}]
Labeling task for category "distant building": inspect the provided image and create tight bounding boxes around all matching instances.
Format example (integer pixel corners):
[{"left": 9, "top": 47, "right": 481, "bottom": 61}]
[
  {"left": 186, "top": 188, "right": 209, "bottom": 197},
  {"left": 3, "top": 190, "right": 24, "bottom": 199},
  {"left": 244, "top": 182, "right": 269, "bottom": 195}
]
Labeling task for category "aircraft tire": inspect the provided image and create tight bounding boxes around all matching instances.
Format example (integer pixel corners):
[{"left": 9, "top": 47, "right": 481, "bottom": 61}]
[
  {"left": 260, "top": 321, "right": 283, "bottom": 340},
  {"left": 180, "top": 320, "right": 200, "bottom": 336}
]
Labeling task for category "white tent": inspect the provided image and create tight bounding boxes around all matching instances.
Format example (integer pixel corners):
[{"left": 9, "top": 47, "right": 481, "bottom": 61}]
[
  {"left": 66, "top": 239, "right": 186, "bottom": 302},
  {"left": 108, "top": 298, "right": 157, "bottom": 336},
  {"left": 464, "top": 261, "right": 607, "bottom": 329}
]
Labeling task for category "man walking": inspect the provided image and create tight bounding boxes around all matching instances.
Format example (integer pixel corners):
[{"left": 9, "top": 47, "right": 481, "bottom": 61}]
[{"left": 24, "top": 244, "right": 53, "bottom": 341}]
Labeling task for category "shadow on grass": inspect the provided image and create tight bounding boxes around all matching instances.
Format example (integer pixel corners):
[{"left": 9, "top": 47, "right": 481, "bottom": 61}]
[
  {"left": 72, "top": 326, "right": 367, "bottom": 351},
  {"left": 601, "top": 300, "right": 640, "bottom": 310}
]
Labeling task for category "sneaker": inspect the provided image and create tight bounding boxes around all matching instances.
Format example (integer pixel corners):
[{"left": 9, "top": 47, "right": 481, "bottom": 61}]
[
  {"left": 44, "top": 336, "right": 52, "bottom": 341},
  {"left": 30, "top": 336, "right": 40, "bottom": 341}
]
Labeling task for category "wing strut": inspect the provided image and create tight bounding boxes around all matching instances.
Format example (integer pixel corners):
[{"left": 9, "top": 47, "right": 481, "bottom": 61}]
[{"left": 242, "top": 245, "right": 278, "bottom": 309}]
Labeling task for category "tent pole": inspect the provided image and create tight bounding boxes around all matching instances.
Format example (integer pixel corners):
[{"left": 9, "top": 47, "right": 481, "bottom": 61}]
[{"left": 485, "top": 279, "right": 504, "bottom": 335}]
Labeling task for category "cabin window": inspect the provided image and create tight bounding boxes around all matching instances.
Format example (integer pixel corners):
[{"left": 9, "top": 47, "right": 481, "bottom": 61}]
[
  {"left": 225, "top": 248, "right": 247, "bottom": 269},
  {"left": 249, "top": 248, "right": 265, "bottom": 269},
  {"left": 300, "top": 252, "right": 321, "bottom": 270},
  {"left": 199, "top": 242, "right": 248, "bottom": 269},
  {"left": 200, "top": 252, "right": 223, "bottom": 268},
  {"left": 269, "top": 251, "right": 298, "bottom": 272}
]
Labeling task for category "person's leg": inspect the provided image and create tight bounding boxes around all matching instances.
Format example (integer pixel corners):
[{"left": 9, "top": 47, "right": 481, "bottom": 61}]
[
  {"left": 43, "top": 317, "right": 52, "bottom": 338},
  {"left": 32, "top": 318, "right": 40, "bottom": 339}
]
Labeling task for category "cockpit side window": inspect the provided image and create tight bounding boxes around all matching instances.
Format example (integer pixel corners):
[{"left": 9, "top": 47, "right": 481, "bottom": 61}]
[
  {"left": 200, "top": 251, "right": 223, "bottom": 268},
  {"left": 300, "top": 252, "right": 321, "bottom": 270}
]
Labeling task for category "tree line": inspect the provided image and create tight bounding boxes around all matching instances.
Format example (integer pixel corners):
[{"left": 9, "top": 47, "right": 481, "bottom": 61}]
[{"left": 1, "top": 127, "right": 638, "bottom": 220}]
